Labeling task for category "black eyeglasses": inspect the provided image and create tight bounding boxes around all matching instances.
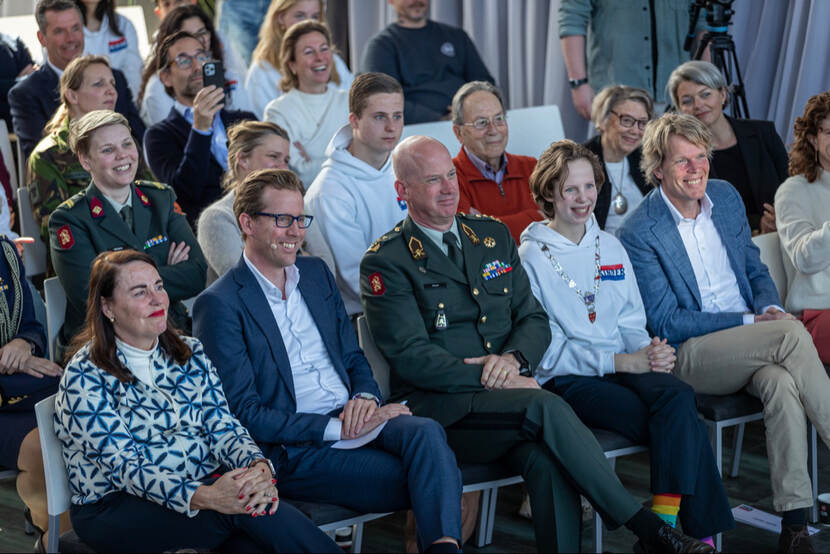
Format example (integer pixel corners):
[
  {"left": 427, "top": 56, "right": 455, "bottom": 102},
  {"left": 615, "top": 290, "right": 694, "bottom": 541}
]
[
  {"left": 610, "top": 110, "right": 649, "bottom": 130},
  {"left": 254, "top": 212, "right": 314, "bottom": 228}
]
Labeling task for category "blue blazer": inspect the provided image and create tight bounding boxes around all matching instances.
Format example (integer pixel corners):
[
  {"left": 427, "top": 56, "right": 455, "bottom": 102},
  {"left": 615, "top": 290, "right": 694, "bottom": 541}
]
[
  {"left": 618, "top": 179, "right": 780, "bottom": 345},
  {"left": 9, "top": 63, "right": 145, "bottom": 160},
  {"left": 192, "top": 255, "right": 381, "bottom": 448}
]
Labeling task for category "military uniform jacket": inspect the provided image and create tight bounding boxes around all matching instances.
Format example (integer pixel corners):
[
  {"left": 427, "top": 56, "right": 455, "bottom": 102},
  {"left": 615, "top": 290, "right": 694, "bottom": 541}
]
[
  {"left": 49, "top": 180, "right": 207, "bottom": 352},
  {"left": 360, "top": 213, "right": 551, "bottom": 427},
  {"left": 28, "top": 118, "right": 154, "bottom": 242}
]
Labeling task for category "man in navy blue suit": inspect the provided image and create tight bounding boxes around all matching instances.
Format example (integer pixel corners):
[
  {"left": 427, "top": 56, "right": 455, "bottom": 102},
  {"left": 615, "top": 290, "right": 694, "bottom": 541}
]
[
  {"left": 143, "top": 31, "right": 254, "bottom": 226},
  {"left": 619, "top": 113, "right": 830, "bottom": 554},
  {"left": 193, "top": 169, "right": 463, "bottom": 553},
  {"left": 8, "top": 0, "right": 145, "bottom": 160}
]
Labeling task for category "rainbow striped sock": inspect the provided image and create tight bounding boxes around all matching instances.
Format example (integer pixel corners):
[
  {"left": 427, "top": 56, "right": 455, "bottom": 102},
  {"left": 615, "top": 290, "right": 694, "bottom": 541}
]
[
  {"left": 701, "top": 536, "right": 715, "bottom": 547},
  {"left": 652, "top": 493, "right": 682, "bottom": 527}
]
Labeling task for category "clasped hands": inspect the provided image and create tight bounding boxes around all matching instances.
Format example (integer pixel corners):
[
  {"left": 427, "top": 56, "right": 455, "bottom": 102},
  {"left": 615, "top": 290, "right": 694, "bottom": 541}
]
[
  {"left": 464, "top": 353, "right": 539, "bottom": 390},
  {"left": 755, "top": 306, "right": 796, "bottom": 323},
  {"left": 191, "top": 461, "right": 278, "bottom": 517},
  {"left": 0, "top": 338, "right": 62, "bottom": 378},
  {"left": 339, "top": 397, "right": 411, "bottom": 439},
  {"left": 615, "top": 337, "right": 676, "bottom": 374}
]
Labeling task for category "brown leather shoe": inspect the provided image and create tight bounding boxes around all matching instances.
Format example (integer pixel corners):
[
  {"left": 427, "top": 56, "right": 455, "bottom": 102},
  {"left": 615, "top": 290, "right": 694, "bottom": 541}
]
[
  {"left": 636, "top": 524, "right": 716, "bottom": 553},
  {"left": 779, "top": 524, "right": 815, "bottom": 553}
]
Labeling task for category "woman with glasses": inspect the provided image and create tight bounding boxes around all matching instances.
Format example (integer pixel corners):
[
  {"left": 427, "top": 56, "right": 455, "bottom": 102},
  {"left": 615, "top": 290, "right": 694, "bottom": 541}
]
[
  {"left": 584, "top": 86, "right": 653, "bottom": 236},
  {"left": 197, "top": 121, "right": 292, "bottom": 283},
  {"left": 48, "top": 109, "right": 206, "bottom": 363},
  {"left": 263, "top": 20, "right": 349, "bottom": 188},
  {"left": 139, "top": 4, "right": 252, "bottom": 126},
  {"left": 668, "top": 61, "right": 788, "bottom": 234}
]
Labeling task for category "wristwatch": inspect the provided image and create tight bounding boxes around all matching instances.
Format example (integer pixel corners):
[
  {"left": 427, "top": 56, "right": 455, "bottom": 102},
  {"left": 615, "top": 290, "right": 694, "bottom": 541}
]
[
  {"left": 510, "top": 351, "right": 532, "bottom": 377},
  {"left": 569, "top": 77, "right": 589, "bottom": 89},
  {"left": 352, "top": 392, "right": 381, "bottom": 406},
  {"left": 250, "top": 458, "right": 276, "bottom": 479}
]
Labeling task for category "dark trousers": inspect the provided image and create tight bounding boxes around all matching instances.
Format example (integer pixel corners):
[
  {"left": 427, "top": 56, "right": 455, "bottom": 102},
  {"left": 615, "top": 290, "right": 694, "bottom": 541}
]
[
  {"left": 273, "top": 415, "right": 462, "bottom": 549},
  {"left": 548, "top": 371, "right": 735, "bottom": 538},
  {"left": 443, "top": 388, "right": 643, "bottom": 553},
  {"left": 70, "top": 491, "right": 339, "bottom": 553}
]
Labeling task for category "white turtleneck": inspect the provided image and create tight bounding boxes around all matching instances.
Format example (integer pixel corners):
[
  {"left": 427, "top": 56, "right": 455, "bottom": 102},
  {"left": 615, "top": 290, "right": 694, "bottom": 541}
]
[{"left": 115, "top": 337, "right": 156, "bottom": 386}]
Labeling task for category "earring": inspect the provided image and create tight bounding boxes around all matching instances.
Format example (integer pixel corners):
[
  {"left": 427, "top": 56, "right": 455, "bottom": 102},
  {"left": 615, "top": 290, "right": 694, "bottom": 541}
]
[{"left": 109, "top": 316, "right": 116, "bottom": 323}]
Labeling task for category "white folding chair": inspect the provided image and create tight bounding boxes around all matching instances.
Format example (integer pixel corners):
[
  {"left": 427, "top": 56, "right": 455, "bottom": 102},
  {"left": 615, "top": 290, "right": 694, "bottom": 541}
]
[
  {"left": 16, "top": 186, "right": 48, "bottom": 277},
  {"left": 43, "top": 277, "right": 65, "bottom": 363},
  {"left": 751, "top": 232, "right": 788, "bottom": 299},
  {"left": 400, "top": 120, "right": 459, "bottom": 155},
  {"left": 0, "top": 119, "right": 17, "bottom": 190},
  {"left": 0, "top": 15, "right": 43, "bottom": 64},
  {"left": 116, "top": 6, "right": 150, "bottom": 59},
  {"left": 34, "top": 394, "right": 72, "bottom": 554},
  {"left": 504, "top": 105, "right": 566, "bottom": 159}
]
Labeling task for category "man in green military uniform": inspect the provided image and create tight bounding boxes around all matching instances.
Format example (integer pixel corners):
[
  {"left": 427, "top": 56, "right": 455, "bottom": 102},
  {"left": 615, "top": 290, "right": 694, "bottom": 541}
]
[
  {"left": 28, "top": 117, "right": 154, "bottom": 243},
  {"left": 360, "top": 136, "right": 713, "bottom": 553},
  {"left": 49, "top": 179, "right": 206, "bottom": 361}
]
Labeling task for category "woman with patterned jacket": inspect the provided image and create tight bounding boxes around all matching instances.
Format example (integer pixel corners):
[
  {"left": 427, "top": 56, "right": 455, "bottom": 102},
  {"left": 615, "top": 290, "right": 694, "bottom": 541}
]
[{"left": 54, "top": 249, "right": 338, "bottom": 553}]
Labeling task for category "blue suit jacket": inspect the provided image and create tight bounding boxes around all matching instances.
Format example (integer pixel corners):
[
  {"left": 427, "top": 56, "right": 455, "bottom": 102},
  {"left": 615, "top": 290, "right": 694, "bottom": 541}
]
[
  {"left": 192, "top": 255, "right": 382, "bottom": 448},
  {"left": 618, "top": 179, "right": 780, "bottom": 345},
  {"left": 9, "top": 63, "right": 145, "bottom": 160}
]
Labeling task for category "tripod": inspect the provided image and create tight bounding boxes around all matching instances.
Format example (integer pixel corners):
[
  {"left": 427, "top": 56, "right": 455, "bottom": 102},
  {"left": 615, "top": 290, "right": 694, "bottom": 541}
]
[{"left": 694, "top": 30, "right": 750, "bottom": 119}]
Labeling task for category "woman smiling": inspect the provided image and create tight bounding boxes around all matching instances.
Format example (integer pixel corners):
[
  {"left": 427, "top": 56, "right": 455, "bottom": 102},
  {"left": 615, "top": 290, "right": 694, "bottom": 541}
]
[{"left": 48, "top": 110, "right": 206, "bottom": 362}]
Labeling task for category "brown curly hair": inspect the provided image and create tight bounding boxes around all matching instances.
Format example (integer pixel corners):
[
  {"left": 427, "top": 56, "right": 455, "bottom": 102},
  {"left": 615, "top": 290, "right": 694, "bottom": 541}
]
[{"left": 789, "top": 91, "right": 830, "bottom": 182}]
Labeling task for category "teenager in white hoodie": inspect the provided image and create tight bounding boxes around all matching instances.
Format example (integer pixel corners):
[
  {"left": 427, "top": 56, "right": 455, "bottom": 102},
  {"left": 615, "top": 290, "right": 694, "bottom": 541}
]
[
  {"left": 304, "top": 73, "right": 408, "bottom": 316},
  {"left": 518, "top": 140, "right": 733, "bottom": 546}
]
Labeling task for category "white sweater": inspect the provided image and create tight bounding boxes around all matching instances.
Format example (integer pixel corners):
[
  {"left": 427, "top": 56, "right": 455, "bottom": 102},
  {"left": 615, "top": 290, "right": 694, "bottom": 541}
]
[
  {"left": 304, "top": 125, "right": 408, "bottom": 315},
  {"left": 263, "top": 86, "right": 349, "bottom": 188},
  {"left": 775, "top": 168, "right": 830, "bottom": 312},
  {"left": 83, "top": 13, "right": 143, "bottom": 102},
  {"left": 518, "top": 217, "right": 651, "bottom": 383},
  {"left": 245, "top": 54, "right": 353, "bottom": 119}
]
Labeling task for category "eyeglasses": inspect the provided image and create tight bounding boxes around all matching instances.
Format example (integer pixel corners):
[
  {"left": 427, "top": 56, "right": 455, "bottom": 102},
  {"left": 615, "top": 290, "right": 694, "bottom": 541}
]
[
  {"left": 168, "top": 51, "right": 210, "bottom": 70},
  {"left": 610, "top": 110, "right": 649, "bottom": 130},
  {"left": 254, "top": 212, "right": 314, "bottom": 228},
  {"left": 462, "top": 114, "right": 507, "bottom": 130}
]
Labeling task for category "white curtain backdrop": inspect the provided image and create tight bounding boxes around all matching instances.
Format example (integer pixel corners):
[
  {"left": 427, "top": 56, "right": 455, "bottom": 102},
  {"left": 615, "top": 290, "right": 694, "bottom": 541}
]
[{"left": 346, "top": 0, "right": 830, "bottom": 145}]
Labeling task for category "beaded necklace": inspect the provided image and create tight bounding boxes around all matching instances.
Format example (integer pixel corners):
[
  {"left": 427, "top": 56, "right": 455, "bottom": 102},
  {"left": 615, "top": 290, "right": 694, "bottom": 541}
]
[{"left": 538, "top": 234, "right": 601, "bottom": 323}]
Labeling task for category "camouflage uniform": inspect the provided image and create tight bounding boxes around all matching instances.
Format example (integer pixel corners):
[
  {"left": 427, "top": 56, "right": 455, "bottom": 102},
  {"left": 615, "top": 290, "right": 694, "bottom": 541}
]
[{"left": 26, "top": 117, "right": 154, "bottom": 242}]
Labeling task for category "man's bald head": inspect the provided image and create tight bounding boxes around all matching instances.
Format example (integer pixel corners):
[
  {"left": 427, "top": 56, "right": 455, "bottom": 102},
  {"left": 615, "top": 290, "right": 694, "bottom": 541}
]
[
  {"left": 392, "top": 135, "right": 449, "bottom": 184},
  {"left": 392, "top": 135, "right": 459, "bottom": 231}
]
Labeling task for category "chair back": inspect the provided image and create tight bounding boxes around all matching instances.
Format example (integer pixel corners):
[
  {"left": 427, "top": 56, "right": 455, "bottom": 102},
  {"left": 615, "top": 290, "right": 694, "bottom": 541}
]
[
  {"left": 0, "top": 15, "right": 42, "bottom": 63},
  {"left": 400, "top": 120, "right": 459, "bottom": 156},
  {"left": 44, "top": 277, "right": 66, "bottom": 362},
  {"left": 35, "top": 394, "right": 72, "bottom": 517},
  {"left": 17, "top": 187, "right": 48, "bottom": 277},
  {"left": 751, "top": 232, "right": 788, "bottom": 301},
  {"left": 0, "top": 119, "right": 17, "bottom": 189},
  {"left": 117, "top": 6, "right": 151, "bottom": 59},
  {"left": 504, "top": 104, "right": 565, "bottom": 159},
  {"left": 356, "top": 315, "right": 390, "bottom": 401}
]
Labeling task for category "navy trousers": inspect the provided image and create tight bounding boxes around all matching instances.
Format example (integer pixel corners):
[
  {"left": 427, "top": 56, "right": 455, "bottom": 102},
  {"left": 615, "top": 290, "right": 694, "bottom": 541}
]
[
  {"left": 271, "top": 414, "right": 463, "bottom": 549},
  {"left": 70, "top": 491, "right": 339, "bottom": 553},
  {"left": 547, "top": 371, "right": 735, "bottom": 538}
]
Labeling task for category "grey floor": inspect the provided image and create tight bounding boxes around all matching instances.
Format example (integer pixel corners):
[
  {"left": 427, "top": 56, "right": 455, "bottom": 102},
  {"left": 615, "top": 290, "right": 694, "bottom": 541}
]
[{"left": 2, "top": 420, "right": 829, "bottom": 553}]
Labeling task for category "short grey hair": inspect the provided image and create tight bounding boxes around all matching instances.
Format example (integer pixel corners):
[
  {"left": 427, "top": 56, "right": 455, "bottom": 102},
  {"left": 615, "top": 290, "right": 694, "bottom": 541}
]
[
  {"left": 667, "top": 61, "right": 727, "bottom": 109},
  {"left": 590, "top": 85, "right": 654, "bottom": 131},
  {"left": 451, "top": 81, "right": 505, "bottom": 126},
  {"left": 35, "top": 0, "right": 80, "bottom": 33}
]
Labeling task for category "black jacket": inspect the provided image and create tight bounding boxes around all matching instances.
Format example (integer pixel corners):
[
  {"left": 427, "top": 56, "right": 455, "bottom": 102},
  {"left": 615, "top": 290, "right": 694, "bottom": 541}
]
[
  {"left": 9, "top": 62, "right": 145, "bottom": 160},
  {"left": 584, "top": 135, "right": 650, "bottom": 230}
]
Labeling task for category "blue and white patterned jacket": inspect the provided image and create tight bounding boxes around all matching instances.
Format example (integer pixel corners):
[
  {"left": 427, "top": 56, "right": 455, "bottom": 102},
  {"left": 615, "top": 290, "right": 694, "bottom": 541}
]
[{"left": 55, "top": 336, "right": 264, "bottom": 516}]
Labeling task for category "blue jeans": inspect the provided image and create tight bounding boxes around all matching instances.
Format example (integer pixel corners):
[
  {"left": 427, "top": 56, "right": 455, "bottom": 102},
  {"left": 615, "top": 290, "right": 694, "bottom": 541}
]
[{"left": 217, "top": 0, "right": 270, "bottom": 66}]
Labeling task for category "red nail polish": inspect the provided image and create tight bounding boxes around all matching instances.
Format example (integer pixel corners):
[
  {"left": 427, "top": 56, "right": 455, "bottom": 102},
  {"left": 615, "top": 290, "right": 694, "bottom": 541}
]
[
  {"left": 238, "top": 495, "right": 244, "bottom": 499},
  {"left": 252, "top": 513, "right": 257, "bottom": 518},
  {"left": 271, "top": 478, "right": 277, "bottom": 484},
  {"left": 260, "top": 510, "right": 266, "bottom": 515},
  {"left": 245, "top": 506, "right": 251, "bottom": 511},
  {"left": 272, "top": 497, "right": 277, "bottom": 501}
]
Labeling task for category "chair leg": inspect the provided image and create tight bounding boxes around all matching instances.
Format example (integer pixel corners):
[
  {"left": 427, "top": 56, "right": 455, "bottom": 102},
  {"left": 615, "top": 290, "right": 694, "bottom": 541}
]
[
  {"left": 729, "top": 422, "right": 746, "bottom": 478},
  {"left": 474, "top": 489, "right": 491, "bottom": 548},
  {"left": 715, "top": 532, "right": 722, "bottom": 552},
  {"left": 707, "top": 421, "right": 723, "bottom": 476},
  {"left": 808, "top": 422, "right": 819, "bottom": 523},
  {"left": 352, "top": 523, "right": 364, "bottom": 554},
  {"left": 485, "top": 488, "right": 499, "bottom": 546},
  {"left": 594, "top": 509, "right": 603, "bottom": 553},
  {"left": 46, "top": 514, "right": 60, "bottom": 554}
]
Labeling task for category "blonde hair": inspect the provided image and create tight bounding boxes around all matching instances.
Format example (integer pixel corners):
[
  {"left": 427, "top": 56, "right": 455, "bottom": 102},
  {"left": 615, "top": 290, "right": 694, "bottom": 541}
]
[
  {"left": 529, "top": 139, "right": 605, "bottom": 219},
  {"left": 223, "top": 121, "right": 290, "bottom": 190},
  {"left": 69, "top": 109, "right": 130, "bottom": 156},
  {"left": 45, "top": 55, "right": 112, "bottom": 135},
  {"left": 640, "top": 113, "right": 713, "bottom": 187},
  {"left": 590, "top": 85, "right": 654, "bottom": 132},
  {"left": 233, "top": 169, "right": 305, "bottom": 239},
  {"left": 252, "top": 0, "right": 323, "bottom": 69},
  {"left": 278, "top": 19, "right": 339, "bottom": 92}
]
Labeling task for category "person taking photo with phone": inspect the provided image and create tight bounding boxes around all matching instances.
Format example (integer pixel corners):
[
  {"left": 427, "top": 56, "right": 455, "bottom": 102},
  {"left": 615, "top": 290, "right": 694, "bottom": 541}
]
[{"left": 144, "top": 30, "right": 255, "bottom": 227}]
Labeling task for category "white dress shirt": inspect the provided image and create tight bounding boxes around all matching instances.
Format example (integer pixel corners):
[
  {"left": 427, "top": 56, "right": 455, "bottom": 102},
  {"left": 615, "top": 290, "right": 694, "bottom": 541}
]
[
  {"left": 659, "top": 188, "right": 763, "bottom": 324},
  {"left": 244, "top": 254, "right": 348, "bottom": 440}
]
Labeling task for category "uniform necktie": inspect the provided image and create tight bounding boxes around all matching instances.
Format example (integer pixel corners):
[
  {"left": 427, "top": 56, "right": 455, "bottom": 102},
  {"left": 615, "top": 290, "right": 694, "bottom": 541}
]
[
  {"left": 120, "top": 205, "right": 133, "bottom": 231},
  {"left": 443, "top": 232, "right": 464, "bottom": 272}
]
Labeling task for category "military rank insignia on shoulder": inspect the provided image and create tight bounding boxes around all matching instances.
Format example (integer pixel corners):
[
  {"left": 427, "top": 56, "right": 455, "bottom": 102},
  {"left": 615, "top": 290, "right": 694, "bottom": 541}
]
[
  {"left": 136, "top": 180, "right": 169, "bottom": 191},
  {"left": 57, "top": 192, "right": 84, "bottom": 211},
  {"left": 366, "top": 225, "right": 402, "bottom": 254}
]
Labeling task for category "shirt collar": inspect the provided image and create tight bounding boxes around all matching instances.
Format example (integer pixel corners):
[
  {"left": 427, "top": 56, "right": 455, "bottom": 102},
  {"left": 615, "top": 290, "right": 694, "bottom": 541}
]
[
  {"left": 413, "top": 218, "right": 461, "bottom": 250},
  {"left": 464, "top": 145, "right": 507, "bottom": 176},
  {"left": 173, "top": 99, "right": 193, "bottom": 120},
  {"left": 103, "top": 187, "right": 133, "bottom": 213},
  {"left": 46, "top": 58, "right": 64, "bottom": 78},
  {"left": 658, "top": 186, "right": 714, "bottom": 224},
  {"left": 243, "top": 251, "right": 300, "bottom": 300}
]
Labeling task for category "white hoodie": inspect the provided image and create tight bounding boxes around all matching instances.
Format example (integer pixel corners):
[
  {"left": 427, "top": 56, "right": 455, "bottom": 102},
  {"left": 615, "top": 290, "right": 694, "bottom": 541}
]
[
  {"left": 304, "top": 124, "right": 409, "bottom": 315},
  {"left": 518, "top": 216, "right": 650, "bottom": 384},
  {"left": 82, "top": 13, "right": 143, "bottom": 102}
]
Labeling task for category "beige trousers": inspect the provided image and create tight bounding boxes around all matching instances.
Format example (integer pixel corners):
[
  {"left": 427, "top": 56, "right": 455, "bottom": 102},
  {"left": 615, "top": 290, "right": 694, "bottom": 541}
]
[{"left": 675, "top": 320, "right": 830, "bottom": 512}]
